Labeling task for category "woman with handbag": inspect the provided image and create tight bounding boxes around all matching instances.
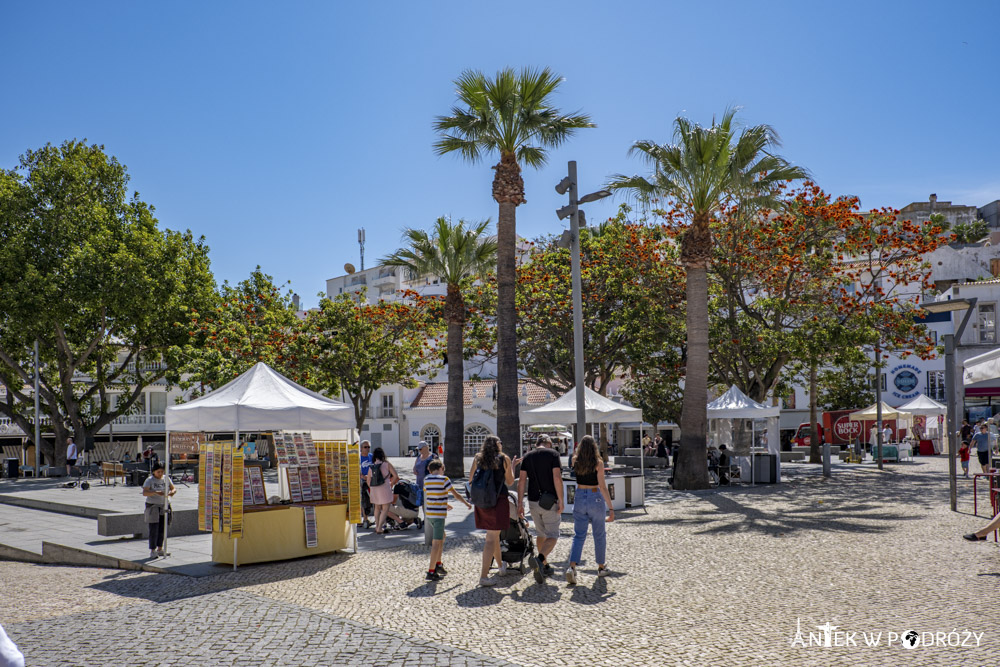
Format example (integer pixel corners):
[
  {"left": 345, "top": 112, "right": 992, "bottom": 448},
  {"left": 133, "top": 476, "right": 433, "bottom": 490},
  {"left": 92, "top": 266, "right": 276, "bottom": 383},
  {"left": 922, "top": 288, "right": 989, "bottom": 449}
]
[
  {"left": 366, "top": 447, "right": 399, "bottom": 534},
  {"left": 469, "top": 435, "right": 515, "bottom": 587},
  {"left": 142, "top": 463, "right": 176, "bottom": 558},
  {"left": 566, "top": 435, "right": 614, "bottom": 584}
]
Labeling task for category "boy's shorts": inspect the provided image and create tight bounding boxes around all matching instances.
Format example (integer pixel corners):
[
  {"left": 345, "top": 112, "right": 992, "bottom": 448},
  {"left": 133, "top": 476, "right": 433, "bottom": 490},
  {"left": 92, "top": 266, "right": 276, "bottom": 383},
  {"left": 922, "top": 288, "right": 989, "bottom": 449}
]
[{"left": 428, "top": 517, "right": 445, "bottom": 540}]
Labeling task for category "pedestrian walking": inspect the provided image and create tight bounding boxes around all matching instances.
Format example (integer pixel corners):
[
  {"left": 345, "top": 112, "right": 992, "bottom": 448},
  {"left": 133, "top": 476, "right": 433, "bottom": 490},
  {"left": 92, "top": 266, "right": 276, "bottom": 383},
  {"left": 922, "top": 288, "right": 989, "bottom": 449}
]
[
  {"left": 517, "top": 434, "right": 563, "bottom": 583},
  {"left": 141, "top": 463, "right": 175, "bottom": 558},
  {"left": 65, "top": 437, "right": 77, "bottom": 477},
  {"left": 422, "top": 459, "right": 471, "bottom": 581},
  {"left": 566, "top": 435, "right": 614, "bottom": 585},
  {"left": 359, "top": 440, "right": 373, "bottom": 528},
  {"left": 959, "top": 441, "right": 971, "bottom": 478},
  {"left": 469, "top": 435, "right": 515, "bottom": 587},
  {"left": 366, "top": 447, "right": 398, "bottom": 534},
  {"left": 971, "top": 424, "right": 992, "bottom": 474}
]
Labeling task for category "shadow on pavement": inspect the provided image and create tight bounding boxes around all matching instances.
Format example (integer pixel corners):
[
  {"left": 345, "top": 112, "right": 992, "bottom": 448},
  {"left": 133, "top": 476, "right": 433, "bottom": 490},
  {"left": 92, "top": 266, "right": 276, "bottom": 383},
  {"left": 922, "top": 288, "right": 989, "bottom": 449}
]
[
  {"left": 568, "top": 578, "right": 614, "bottom": 605},
  {"left": 455, "top": 587, "right": 505, "bottom": 608}
]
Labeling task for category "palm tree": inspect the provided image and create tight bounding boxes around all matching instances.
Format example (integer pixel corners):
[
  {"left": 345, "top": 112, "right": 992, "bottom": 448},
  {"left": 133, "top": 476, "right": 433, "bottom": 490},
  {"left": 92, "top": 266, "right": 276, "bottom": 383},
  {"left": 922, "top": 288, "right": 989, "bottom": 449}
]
[
  {"left": 609, "top": 108, "right": 807, "bottom": 489},
  {"left": 381, "top": 217, "right": 497, "bottom": 479},
  {"left": 434, "top": 67, "right": 594, "bottom": 459}
]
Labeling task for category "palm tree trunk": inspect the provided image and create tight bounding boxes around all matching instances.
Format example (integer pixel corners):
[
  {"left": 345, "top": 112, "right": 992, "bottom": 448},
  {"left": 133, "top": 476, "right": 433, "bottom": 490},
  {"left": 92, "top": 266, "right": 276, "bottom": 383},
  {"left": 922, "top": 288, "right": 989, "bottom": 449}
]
[
  {"left": 674, "top": 264, "right": 710, "bottom": 490},
  {"left": 495, "top": 198, "right": 521, "bottom": 459},
  {"left": 445, "top": 311, "right": 466, "bottom": 479}
]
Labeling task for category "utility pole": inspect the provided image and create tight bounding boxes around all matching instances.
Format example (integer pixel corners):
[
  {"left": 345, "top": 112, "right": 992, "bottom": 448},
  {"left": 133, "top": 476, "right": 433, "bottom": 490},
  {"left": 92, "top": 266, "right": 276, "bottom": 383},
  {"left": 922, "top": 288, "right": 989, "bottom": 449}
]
[
  {"left": 33, "top": 340, "right": 40, "bottom": 476},
  {"left": 358, "top": 228, "right": 366, "bottom": 271}
]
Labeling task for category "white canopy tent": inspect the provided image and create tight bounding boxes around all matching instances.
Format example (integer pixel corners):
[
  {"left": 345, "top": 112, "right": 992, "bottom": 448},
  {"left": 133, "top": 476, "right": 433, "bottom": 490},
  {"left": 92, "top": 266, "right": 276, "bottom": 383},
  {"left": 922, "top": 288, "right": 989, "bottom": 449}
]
[
  {"left": 898, "top": 394, "right": 947, "bottom": 453},
  {"left": 521, "top": 386, "right": 647, "bottom": 496},
  {"left": 164, "top": 362, "right": 355, "bottom": 568},
  {"left": 706, "top": 385, "right": 781, "bottom": 484},
  {"left": 849, "top": 402, "right": 913, "bottom": 444},
  {"left": 963, "top": 348, "right": 1000, "bottom": 385}
]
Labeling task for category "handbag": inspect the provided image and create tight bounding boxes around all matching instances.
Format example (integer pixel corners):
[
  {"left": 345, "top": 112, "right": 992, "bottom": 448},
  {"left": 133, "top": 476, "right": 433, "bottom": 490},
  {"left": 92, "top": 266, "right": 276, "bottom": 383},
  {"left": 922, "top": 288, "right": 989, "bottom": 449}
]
[{"left": 538, "top": 492, "right": 558, "bottom": 510}]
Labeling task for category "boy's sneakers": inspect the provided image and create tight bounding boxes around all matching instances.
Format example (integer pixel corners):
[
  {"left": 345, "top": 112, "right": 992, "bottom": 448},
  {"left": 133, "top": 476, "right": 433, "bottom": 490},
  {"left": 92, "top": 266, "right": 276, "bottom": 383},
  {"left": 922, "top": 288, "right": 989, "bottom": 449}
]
[
  {"left": 565, "top": 565, "right": 577, "bottom": 585},
  {"left": 597, "top": 566, "right": 608, "bottom": 577},
  {"left": 425, "top": 570, "right": 442, "bottom": 581},
  {"left": 434, "top": 563, "right": 448, "bottom": 577}
]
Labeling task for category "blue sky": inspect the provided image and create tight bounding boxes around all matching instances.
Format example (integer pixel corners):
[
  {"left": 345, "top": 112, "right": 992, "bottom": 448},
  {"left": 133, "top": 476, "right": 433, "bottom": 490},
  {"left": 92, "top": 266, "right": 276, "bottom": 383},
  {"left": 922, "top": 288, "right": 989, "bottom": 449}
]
[{"left": 3, "top": 1, "right": 999, "bottom": 307}]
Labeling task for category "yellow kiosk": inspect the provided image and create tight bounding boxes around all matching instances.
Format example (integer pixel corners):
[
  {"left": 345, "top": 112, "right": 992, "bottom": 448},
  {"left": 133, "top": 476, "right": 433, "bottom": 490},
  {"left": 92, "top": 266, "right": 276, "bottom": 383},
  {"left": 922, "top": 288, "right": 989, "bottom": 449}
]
[{"left": 165, "top": 363, "right": 359, "bottom": 569}]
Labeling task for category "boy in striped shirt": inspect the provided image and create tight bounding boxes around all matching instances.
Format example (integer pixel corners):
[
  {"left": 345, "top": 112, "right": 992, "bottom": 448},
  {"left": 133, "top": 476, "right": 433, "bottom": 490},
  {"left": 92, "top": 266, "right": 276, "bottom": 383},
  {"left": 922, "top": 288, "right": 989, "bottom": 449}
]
[{"left": 423, "top": 459, "right": 471, "bottom": 581}]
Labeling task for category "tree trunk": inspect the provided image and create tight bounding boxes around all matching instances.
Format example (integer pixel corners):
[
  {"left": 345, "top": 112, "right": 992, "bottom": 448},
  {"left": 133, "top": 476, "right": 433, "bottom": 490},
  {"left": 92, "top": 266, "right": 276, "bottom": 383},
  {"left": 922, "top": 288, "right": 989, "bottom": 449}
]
[
  {"left": 495, "top": 197, "right": 521, "bottom": 460},
  {"left": 808, "top": 361, "right": 821, "bottom": 464},
  {"left": 444, "top": 288, "right": 466, "bottom": 479},
  {"left": 674, "top": 264, "right": 710, "bottom": 489}
]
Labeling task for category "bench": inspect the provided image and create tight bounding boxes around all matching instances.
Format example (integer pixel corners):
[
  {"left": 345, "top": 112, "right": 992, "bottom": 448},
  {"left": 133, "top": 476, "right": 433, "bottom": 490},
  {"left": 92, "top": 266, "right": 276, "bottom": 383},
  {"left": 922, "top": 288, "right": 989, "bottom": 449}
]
[
  {"left": 97, "top": 508, "right": 203, "bottom": 538},
  {"left": 614, "top": 455, "right": 669, "bottom": 469},
  {"left": 781, "top": 451, "right": 805, "bottom": 462}
]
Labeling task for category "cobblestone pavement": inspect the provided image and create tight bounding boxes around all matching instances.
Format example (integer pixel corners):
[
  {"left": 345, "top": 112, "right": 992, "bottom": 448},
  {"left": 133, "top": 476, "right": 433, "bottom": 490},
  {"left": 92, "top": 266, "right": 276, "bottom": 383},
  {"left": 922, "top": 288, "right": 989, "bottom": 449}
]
[{"left": 3, "top": 457, "right": 999, "bottom": 666}]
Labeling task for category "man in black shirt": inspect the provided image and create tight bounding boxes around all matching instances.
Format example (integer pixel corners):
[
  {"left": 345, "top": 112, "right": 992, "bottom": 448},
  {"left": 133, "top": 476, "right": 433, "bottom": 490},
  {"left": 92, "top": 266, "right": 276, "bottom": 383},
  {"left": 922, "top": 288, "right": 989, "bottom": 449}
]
[{"left": 517, "top": 435, "right": 564, "bottom": 583}]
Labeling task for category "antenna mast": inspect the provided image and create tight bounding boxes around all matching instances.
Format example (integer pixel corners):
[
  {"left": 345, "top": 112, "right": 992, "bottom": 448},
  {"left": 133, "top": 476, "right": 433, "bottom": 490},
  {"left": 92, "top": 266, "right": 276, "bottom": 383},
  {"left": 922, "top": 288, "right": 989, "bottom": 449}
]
[{"left": 358, "top": 227, "right": 366, "bottom": 271}]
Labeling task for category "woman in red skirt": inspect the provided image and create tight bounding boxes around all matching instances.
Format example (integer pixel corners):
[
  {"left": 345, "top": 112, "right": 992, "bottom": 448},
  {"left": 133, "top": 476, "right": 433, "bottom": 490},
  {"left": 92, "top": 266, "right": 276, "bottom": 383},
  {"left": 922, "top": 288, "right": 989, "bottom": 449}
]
[{"left": 469, "top": 435, "right": 515, "bottom": 586}]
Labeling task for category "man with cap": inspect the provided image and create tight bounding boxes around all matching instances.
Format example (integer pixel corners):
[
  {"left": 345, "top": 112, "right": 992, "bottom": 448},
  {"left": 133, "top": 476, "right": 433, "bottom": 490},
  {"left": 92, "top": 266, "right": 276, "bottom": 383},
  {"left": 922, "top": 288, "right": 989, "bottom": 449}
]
[{"left": 413, "top": 441, "right": 438, "bottom": 542}]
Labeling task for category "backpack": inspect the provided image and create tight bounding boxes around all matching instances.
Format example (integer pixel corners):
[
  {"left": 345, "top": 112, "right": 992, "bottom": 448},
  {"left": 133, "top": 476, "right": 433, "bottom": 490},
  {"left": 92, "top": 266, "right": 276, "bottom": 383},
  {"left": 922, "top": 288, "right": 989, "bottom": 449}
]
[
  {"left": 370, "top": 461, "right": 387, "bottom": 487},
  {"left": 470, "top": 459, "right": 504, "bottom": 508}
]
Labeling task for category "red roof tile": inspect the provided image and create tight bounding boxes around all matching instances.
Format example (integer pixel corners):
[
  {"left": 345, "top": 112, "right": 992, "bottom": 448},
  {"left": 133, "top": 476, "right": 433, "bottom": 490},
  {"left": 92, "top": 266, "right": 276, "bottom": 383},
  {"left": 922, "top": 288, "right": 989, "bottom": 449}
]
[{"left": 409, "top": 380, "right": 554, "bottom": 408}]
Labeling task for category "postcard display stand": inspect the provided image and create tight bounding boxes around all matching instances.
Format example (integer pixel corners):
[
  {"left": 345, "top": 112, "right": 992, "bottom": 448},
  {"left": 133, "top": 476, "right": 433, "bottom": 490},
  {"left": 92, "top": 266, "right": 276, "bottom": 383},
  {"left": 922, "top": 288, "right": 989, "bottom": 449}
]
[{"left": 204, "top": 433, "right": 360, "bottom": 567}]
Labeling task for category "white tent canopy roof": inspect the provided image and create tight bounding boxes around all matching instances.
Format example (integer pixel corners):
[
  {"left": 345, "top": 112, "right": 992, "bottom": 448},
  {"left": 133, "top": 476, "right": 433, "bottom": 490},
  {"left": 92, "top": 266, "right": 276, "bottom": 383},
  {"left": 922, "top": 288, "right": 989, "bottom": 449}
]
[
  {"left": 521, "top": 386, "right": 641, "bottom": 424},
  {"left": 963, "top": 348, "right": 1000, "bottom": 385},
  {"left": 897, "top": 394, "right": 947, "bottom": 415},
  {"left": 707, "top": 385, "right": 780, "bottom": 419},
  {"left": 849, "top": 402, "right": 912, "bottom": 422},
  {"left": 165, "top": 362, "right": 354, "bottom": 432}
]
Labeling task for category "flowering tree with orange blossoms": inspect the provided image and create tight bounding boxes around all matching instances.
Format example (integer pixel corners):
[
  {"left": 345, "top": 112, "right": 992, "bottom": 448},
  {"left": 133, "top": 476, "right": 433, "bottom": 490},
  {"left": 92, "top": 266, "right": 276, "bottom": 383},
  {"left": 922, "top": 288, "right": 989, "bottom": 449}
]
[
  {"left": 306, "top": 292, "right": 441, "bottom": 434},
  {"left": 177, "top": 268, "right": 314, "bottom": 396},
  {"left": 708, "top": 183, "right": 946, "bottom": 463},
  {"left": 513, "top": 220, "right": 686, "bottom": 398}
]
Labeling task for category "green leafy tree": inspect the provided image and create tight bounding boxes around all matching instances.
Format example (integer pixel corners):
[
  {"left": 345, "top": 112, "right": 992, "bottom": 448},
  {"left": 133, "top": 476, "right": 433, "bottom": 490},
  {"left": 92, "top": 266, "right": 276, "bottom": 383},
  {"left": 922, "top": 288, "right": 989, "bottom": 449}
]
[
  {"left": 951, "top": 219, "right": 989, "bottom": 244},
  {"left": 609, "top": 109, "right": 807, "bottom": 489},
  {"left": 177, "top": 268, "right": 311, "bottom": 395},
  {"left": 381, "top": 217, "right": 497, "bottom": 479},
  {"left": 306, "top": 293, "right": 440, "bottom": 435},
  {"left": 817, "top": 353, "right": 876, "bottom": 411},
  {"left": 0, "top": 140, "right": 215, "bottom": 465},
  {"left": 434, "top": 67, "right": 594, "bottom": 458}
]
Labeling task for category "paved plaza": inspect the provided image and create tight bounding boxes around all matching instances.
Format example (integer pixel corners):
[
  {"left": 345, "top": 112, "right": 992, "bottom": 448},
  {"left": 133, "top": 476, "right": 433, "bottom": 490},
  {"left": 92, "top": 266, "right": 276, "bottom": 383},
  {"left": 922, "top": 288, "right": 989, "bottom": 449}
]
[{"left": 2, "top": 456, "right": 999, "bottom": 666}]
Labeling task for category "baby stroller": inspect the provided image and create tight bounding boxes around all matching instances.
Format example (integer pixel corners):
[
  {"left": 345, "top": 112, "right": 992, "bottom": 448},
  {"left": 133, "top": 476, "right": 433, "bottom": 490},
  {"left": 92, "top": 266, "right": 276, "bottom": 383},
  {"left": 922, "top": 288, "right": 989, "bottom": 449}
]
[
  {"left": 387, "top": 479, "right": 424, "bottom": 530},
  {"left": 499, "top": 491, "right": 535, "bottom": 573}
]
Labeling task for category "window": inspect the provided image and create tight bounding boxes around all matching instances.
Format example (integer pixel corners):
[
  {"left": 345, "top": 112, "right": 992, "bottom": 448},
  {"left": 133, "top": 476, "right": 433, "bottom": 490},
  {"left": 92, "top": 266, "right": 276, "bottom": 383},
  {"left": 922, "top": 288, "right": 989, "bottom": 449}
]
[
  {"left": 361, "top": 424, "right": 369, "bottom": 432},
  {"left": 463, "top": 424, "right": 492, "bottom": 456},
  {"left": 382, "top": 423, "right": 392, "bottom": 431},
  {"left": 880, "top": 373, "right": 887, "bottom": 392},
  {"left": 991, "top": 258, "right": 1000, "bottom": 278},
  {"left": 381, "top": 394, "right": 395, "bottom": 418},
  {"left": 979, "top": 304, "right": 996, "bottom": 343},
  {"left": 149, "top": 392, "right": 167, "bottom": 415},
  {"left": 926, "top": 371, "right": 946, "bottom": 401}
]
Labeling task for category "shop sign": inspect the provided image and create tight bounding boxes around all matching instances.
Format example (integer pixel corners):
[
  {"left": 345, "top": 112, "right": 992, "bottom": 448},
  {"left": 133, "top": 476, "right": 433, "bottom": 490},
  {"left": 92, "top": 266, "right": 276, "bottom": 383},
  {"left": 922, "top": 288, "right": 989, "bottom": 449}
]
[
  {"left": 890, "top": 363, "right": 921, "bottom": 400},
  {"left": 833, "top": 415, "right": 862, "bottom": 440}
]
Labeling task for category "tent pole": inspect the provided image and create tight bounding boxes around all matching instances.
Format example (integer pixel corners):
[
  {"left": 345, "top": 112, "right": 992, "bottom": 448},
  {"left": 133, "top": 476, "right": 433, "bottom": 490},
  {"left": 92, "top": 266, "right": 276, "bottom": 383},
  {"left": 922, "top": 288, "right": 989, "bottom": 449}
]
[
  {"left": 234, "top": 427, "right": 239, "bottom": 571},
  {"left": 162, "top": 431, "right": 170, "bottom": 556}
]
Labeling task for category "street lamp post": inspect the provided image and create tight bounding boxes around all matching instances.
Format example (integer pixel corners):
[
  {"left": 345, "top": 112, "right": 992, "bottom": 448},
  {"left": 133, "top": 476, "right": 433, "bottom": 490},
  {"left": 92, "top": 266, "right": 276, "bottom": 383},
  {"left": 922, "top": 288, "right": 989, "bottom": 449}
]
[
  {"left": 555, "top": 161, "right": 611, "bottom": 447},
  {"left": 920, "top": 297, "right": 977, "bottom": 511}
]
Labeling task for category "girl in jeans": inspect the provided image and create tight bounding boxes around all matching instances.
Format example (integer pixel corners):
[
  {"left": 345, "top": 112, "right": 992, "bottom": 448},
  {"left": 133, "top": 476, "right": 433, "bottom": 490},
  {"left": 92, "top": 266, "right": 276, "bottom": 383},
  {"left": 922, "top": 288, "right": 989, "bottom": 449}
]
[{"left": 566, "top": 435, "right": 614, "bottom": 584}]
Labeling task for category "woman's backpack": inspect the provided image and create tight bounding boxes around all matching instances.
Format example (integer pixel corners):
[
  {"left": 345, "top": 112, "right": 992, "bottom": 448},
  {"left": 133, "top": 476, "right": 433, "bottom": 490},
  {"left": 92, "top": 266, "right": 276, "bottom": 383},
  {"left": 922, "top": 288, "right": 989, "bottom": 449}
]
[
  {"left": 470, "top": 460, "right": 504, "bottom": 508},
  {"left": 370, "top": 461, "right": 387, "bottom": 487}
]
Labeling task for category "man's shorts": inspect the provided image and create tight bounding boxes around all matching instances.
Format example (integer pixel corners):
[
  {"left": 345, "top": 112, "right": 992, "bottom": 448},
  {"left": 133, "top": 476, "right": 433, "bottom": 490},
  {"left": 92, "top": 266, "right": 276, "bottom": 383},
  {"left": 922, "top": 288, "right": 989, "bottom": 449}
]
[
  {"left": 427, "top": 517, "right": 446, "bottom": 540},
  {"left": 978, "top": 450, "right": 990, "bottom": 466},
  {"left": 528, "top": 501, "right": 561, "bottom": 539}
]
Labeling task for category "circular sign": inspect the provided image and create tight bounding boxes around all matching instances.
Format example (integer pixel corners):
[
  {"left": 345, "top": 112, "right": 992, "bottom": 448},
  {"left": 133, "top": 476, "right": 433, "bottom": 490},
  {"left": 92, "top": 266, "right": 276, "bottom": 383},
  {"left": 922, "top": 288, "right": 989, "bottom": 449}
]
[
  {"left": 894, "top": 371, "right": 918, "bottom": 393},
  {"left": 833, "top": 415, "right": 862, "bottom": 440}
]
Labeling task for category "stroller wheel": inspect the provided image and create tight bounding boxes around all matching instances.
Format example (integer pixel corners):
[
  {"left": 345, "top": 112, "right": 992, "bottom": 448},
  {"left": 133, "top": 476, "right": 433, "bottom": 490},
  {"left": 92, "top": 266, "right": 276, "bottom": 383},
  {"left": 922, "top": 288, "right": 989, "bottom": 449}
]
[
  {"left": 519, "top": 564, "right": 527, "bottom": 574},
  {"left": 416, "top": 519, "right": 424, "bottom": 529}
]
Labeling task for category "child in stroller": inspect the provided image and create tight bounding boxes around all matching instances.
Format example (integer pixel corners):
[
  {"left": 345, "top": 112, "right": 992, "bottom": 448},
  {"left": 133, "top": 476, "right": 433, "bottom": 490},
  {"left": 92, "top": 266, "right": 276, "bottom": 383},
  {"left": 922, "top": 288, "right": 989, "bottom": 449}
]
[
  {"left": 387, "top": 478, "right": 424, "bottom": 530},
  {"left": 499, "top": 491, "right": 536, "bottom": 573}
]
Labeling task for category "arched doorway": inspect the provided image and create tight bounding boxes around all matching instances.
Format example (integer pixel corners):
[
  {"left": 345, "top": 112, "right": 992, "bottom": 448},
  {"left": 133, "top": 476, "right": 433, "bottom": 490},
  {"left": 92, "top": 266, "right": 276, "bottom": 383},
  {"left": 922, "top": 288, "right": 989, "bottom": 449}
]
[
  {"left": 421, "top": 424, "right": 440, "bottom": 453},
  {"left": 463, "top": 424, "right": 493, "bottom": 456}
]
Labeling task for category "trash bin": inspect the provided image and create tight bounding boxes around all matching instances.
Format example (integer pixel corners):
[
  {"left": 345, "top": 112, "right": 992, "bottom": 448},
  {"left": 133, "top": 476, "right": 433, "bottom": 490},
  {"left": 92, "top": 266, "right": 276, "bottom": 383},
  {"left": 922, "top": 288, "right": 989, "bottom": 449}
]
[{"left": 4, "top": 458, "right": 19, "bottom": 479}]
